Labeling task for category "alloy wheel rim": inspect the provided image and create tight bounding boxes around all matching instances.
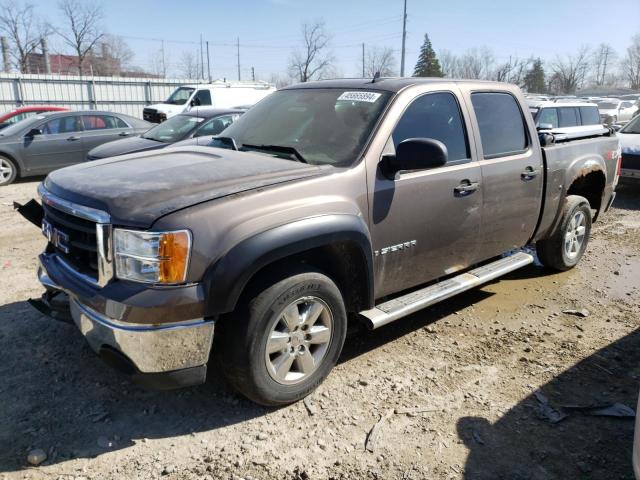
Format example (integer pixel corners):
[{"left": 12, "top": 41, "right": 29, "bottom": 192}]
[
  {"left": 564, "top": 210, "right": 586, "bottom": 259},
  {"left": 265, "top": 296, "right": 333, "bottom": 385},
  {"left": 0, "top": 159, "right": 12, "bottom": 182}
]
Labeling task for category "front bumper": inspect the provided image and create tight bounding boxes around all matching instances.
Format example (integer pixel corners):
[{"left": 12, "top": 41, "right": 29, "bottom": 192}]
[{"left": 37, "top": 253, "right": 214, "bottom": 388}]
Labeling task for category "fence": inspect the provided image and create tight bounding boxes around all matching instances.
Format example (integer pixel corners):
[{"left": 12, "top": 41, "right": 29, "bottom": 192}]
[{"left": 0, "top": 73, "right": 207, "bottom": 118}]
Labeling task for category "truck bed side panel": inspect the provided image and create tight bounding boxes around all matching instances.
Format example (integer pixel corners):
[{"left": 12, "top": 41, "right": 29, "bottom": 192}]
[{"left": 534, "top": 135, "right": 618, "bottom": 241}]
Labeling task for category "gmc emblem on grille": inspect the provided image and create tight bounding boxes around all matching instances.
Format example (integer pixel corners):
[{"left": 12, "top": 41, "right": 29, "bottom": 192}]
[{"left": 42, "top": 219, "right": 70, "bottom": 254}]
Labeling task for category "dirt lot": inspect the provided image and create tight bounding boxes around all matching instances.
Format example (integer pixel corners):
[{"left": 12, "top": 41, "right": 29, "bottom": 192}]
[{"left": 0, "top": 179, "right": 639, "bottom": 480}]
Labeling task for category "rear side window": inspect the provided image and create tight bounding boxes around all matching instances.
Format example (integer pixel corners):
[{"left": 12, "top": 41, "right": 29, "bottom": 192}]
[
  {"left": 193, "top": 89, "right": 212, "bottom": 106},
  {"left": 392, "top": 92, "right": 469, "bottom": 162},
  {"left": 538, "top": 108, "right": 558, "bottom": 128},
  {"left": 558, "top": 107, "right": 579, "bottom": 127},
  {"left": 195, "top": 114, "right": 237, "bottom": 137},
  {"left": 83, "top": 115, "right": 128, "bottom": 130},
  {"left": 471, "top": 92, "right": 527, "bottom": 158},
  {"left": 579, "top": 106, "right": 600, "bottom": 125}
]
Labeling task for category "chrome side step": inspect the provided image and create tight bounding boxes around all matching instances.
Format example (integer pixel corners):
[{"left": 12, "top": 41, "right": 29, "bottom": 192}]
[{"left": 360, "top": 252, "right": 534, "bottom": 329}]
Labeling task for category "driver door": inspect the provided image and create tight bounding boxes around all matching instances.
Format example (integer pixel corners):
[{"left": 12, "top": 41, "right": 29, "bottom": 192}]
[
  {"left": 22, "top": 114, "right": 85, "bottom": 173},
  {"left": 368, "top": 89, "right": 484, "bottom": 297}
]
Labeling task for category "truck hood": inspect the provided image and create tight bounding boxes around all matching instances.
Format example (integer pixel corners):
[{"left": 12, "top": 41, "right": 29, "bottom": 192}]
[
  {"left": 146, "top": 103, "right": 183, "bottom": 115},
  {"left": 88, "top": 136, "right": 168, "bottom": 159},
  {"left": 43, "top": 146, "right": 331, "bottom": 228}
]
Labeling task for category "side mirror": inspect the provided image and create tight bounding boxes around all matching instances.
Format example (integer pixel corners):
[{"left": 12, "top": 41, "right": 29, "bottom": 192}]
[
  {"left": 26, "top": 128, "right": 42, "bottom": 137},
  {"left": 380, "top": 138, "right": 448, "bottom": 178},
  {"left": 612, "top": 124, "right": 622, "bottom": 132},
  {"left": 190, "top": 98, "right": 201, "bottom": 107},
  {"left": 536, "top": 123, "right": 554, "bottom": 131}
]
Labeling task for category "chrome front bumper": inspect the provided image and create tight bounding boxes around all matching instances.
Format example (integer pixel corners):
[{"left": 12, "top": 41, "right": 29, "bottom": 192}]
[{"left": 38, "top": 260, "right": 215, "bottom": 375}]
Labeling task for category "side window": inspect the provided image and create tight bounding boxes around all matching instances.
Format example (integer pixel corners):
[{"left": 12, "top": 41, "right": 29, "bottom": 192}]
[
  {"left": 470, "top": 92, "right": 527, "bottom": 158},
  {"left": 392, "top": 92, "right": 469, "bottom": 162},
  {"left": 621, "top": 101, "right": 633, "bottom": 109},
  {"left": 6, "top": 112, "right": 28, "bottom": 124},
  {"left": 82, "top": 115, "right": 129, "bottom": 130},
  {"left": 537, "top": 108, "right": 558, "bottom": 128},
  {"left": 558, "top": 107, "right": 579, "bottom": 127},
  {"left": 194, "top": 114, "right": 235, "bottom": 137},
  {"left": 193, "top": 89, "right": 212, "bottom": 106},
  {"left": 579, "top": 106, "right": 600, "bottom": 125},
  {"left": 42, "top": 116, "right": 82, "bottom": 135}
]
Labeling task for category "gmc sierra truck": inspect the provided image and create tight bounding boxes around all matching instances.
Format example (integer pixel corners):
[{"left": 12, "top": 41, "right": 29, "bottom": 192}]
[{"left": 20, "top": 78, "right": 620, "bottom": 406}]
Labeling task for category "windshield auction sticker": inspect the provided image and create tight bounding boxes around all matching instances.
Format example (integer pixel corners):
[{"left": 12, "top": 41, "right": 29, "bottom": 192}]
[{"left": 337, "top": 91, "right": 382, "bottom": 103}]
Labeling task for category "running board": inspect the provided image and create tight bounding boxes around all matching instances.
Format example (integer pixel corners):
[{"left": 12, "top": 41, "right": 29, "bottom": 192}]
[{"left": 360, "top": 252, "right": 534, "bottom": 329}]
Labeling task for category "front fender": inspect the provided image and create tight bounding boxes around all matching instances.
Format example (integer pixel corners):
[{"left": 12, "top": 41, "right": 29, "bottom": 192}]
[{"left": 202, "top": 214, "right": 373, "bottom": 315}]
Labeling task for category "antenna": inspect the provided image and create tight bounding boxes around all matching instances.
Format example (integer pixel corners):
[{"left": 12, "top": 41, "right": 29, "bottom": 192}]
[{"left": 371, "top": 71, "right": 381, "bottom": 83}]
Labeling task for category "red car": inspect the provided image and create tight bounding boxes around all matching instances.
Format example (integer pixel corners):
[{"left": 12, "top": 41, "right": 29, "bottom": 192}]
[{"left": 0, "top": 105, "right": 68, "bottom": 130}]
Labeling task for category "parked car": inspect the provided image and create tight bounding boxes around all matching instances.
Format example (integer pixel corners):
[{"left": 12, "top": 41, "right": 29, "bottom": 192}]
[
  {"left": 0, "top": 105, "right": 68, "bottom": 130},
  {"left": 597, "top": 99, "right": 639, "bottom": 124},
  {"left": 142, "top": 82, "right": 274, "bottom": 123},
  {"left": 617, "top": 114, "right": 640, "bottom": 181},
  {"left": 87, "top": 108, "right": 244, "bottom": 160},
  {"left": 24, "top": 79, "right": 619, "bottom": 406},
  {"left": 0, "top": 111, "right": 150, "bottom": 186},
  {"left": 528, "top": 101, "right": 601, "bottom": 129}
]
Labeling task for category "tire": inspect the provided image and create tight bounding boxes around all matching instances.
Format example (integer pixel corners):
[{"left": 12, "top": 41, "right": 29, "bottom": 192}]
[
  {"left": 213, "top": 269, "right": 347, "bottom": 406},
  {"left": 536, "top": 195, "right": 592, "bottom": 271},
  {"left": 0, "top": 156, "right": 17, "bottom": 186}
]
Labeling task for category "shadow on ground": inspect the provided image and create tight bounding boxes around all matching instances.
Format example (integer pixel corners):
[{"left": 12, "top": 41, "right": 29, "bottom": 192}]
[{"left": 458, "top": 328, "right": 640, "bottom": 480}]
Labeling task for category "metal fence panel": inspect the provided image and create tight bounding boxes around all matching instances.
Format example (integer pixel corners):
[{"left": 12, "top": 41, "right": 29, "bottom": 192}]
[{"left": 0, "top": 73, "right": 205, "bottom": 118}]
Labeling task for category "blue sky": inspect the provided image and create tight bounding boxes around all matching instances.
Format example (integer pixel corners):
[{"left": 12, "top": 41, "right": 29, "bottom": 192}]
[{"left": 39, "top": 0, "right": 640, "bottom": 80}]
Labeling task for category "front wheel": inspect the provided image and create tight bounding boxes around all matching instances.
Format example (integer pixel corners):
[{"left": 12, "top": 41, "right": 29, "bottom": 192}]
[
  {"left": 0, "top": 156, "right": 17, "bottom": 186},
  {"left": 536, "top": 195, "right": 592, "bottom": 271},
  {"left": 214, "top": 270, "right": 347, "bottom": 406}
]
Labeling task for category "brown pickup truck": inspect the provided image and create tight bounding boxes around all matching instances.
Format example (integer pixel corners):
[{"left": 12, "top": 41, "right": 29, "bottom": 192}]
[{"left": 21, "top": 78, "right": 620, "bottom": 406}]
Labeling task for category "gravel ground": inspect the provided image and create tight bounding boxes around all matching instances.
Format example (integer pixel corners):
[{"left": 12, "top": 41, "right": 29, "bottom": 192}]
[{"left": 0, "top": 178, "right": 639, "bottom": 480}]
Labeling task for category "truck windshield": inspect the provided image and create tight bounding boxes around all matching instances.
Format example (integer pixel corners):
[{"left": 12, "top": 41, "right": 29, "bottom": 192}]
[
  {"left": 165, "top": 87, "right": 195, "bottom": 105},
  {"left": 620, "top": 115, "right": 640, "bottom": 134},
  {"left": 142, "top": 114, "right": 204, "bottom": 142},
  {"left": 211, "top": 88, "right": 392, "bottom": 166}
]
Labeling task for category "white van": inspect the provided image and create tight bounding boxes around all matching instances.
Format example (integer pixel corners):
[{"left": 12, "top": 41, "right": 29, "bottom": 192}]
[{"left": 143, "top": 81, "right": 276, "bottom": 123}]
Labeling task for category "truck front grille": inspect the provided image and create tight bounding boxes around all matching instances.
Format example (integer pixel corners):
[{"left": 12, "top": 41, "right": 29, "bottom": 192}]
[
  {"left": 143, "top": 108, "right": 162, "bottom": 123},
  {"left": 621, "top": 152, "right": 640, "bottom": 170},
  {"left": 43, "top": 203, "right": 99, "bottom": 281}
]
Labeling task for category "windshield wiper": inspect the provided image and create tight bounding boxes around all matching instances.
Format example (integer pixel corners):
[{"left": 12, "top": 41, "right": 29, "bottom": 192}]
[{"left": 241, "top": 144, "right": 307, "bottom": 163}]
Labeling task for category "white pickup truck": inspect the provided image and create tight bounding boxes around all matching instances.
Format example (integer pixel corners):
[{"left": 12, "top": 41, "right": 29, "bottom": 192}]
[{"left": 143, "top": 82, "right": 275, "bottom": 123}]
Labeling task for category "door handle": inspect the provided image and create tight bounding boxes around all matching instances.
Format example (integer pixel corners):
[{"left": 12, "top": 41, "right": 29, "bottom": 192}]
[
  {"left": 119, "top": 131, "right": 131, "bottom": 137},
  {"left": 66, "top": 136, "right": 79, "bottom": 141},
  {"left": 521, "top": 166, "right": 540, "bottom": 180},
  {"left": 454, "top": 180, "right": 479, "bottom": 197}
]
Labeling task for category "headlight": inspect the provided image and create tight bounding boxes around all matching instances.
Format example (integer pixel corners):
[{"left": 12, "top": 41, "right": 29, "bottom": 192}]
[{"left": 114, "top": 229, "right": 191, "bottom": 284}]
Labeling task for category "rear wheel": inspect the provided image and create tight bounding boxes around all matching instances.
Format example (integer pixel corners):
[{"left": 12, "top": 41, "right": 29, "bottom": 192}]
[
  {"left": 0, "top": 156, "right": 17, "bottom": 186},
  {"left": 536, "top": 195, "right": 592, "bottom": 271},
  {"left": 214, "top": 269, "right": 347, "bottom": 406}
]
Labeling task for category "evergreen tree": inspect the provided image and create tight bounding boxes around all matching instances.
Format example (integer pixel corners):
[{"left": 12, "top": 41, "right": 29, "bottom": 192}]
[
  {"left": 413, "top": 34, "right": 443, "bottom": 77},
  {"left": 524, "top": 58, "right": 546, "bottom": 93}
]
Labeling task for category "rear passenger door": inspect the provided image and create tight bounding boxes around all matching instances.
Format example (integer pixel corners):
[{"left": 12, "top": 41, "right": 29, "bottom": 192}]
[
  {"left": 370, "top": 89, "right": 484, "bottom": 296},
  {"left": 80, "top": 114, "right": 133, "bottom": 154},
  {"left": 468, "top": 92, "right": 543, "bottom": 258}
]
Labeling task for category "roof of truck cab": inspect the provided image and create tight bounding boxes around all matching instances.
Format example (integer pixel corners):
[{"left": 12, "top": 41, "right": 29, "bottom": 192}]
[{"left": 281, "top": 77, "right": 515, "bottom": 93}]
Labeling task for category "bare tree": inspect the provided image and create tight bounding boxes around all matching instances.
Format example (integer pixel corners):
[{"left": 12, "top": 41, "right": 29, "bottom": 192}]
[
  {"left": 592, "top": 43, "right": 616, "bottom": 86},
  {"left": 550, "top": 46, "right": 590, "bottom": 94},
  {"left": 288, "top": 20, "right": 332, "bottom": 82},
  {"left": 178, "top": 50, "right": 200, "bottom": 79},
  {"left": 456, "top": 47, "right": 494, "bottom": 80},
  {"left": 88, "top": 34, "right": 133, "bottom": 76},
  {"left": 622, "top": 34, "right": 640, "bottom": 90},
  {"left": 364, "top": 46, "right": 396, "bottom": 77},
  {"left": 0, "top": 0, "right": 49, "bottom": 73},
  {"left": 439, "top": 49, "right": 460, "bottom": 78},
  {"left": 494, "top": 57, "right": 531, "bottom": 85},
  {"left": 57, "top": 0, "right": 104, "bottom": 75}
]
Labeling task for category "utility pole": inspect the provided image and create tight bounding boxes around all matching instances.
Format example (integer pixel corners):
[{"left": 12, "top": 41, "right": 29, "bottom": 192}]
[
  {"left": 236, "top": 37, "right": 241, "bottom": 81},
  {"left": 400, "top": 0, "right": 407, "bottom": 77},
  {"left": 251, "top": 66, "right": 255, "bottom": 81},
  {"left": 206, "top": 41, "right": 211, "bottom": 82},
  {"left": 161, "top": 39, "right": 166, "bottom": 77},
  {"left": 362, "top": 43, "right": 365, "bottom": 77},
  {"left": 601, "top": 46, "right": 610, "bottom": 86},
  {"left": 200, "top": 34, "right": 204, "bottom": 79}
]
